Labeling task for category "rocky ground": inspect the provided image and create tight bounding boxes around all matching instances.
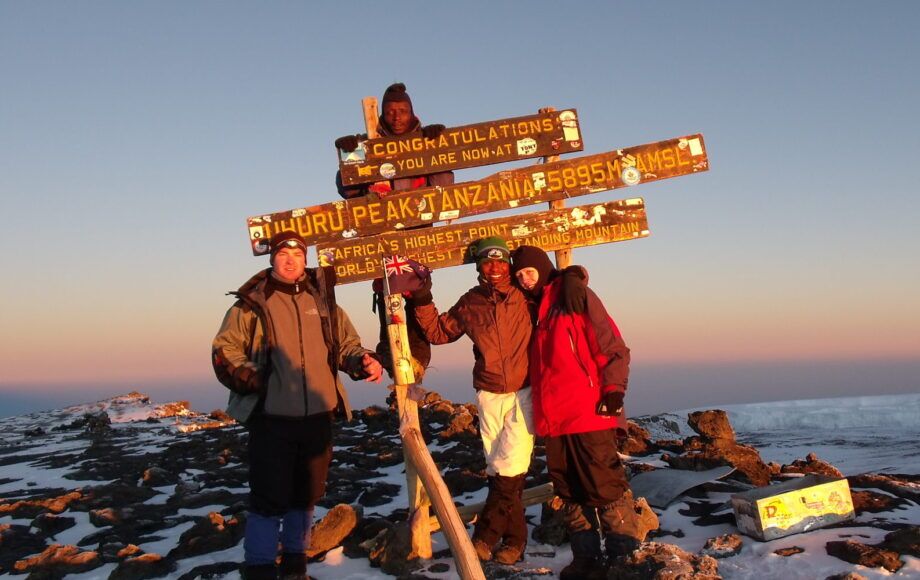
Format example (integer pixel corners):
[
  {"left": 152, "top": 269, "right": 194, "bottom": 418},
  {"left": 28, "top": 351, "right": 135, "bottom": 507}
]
[{"left": 0, "top": 391, "right": 917, "bottom": 579}]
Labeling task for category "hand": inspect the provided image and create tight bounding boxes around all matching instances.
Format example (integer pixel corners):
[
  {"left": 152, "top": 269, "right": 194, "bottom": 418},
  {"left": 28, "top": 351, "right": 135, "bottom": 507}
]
[
  {"left": 335, "top": 134, "right": 360, "bottom": 152},
  {"left": 362, "top": 353, "right": 383, "bottom": 383},
  {"left": 233, "top": 364, "right": 267, "bottom": 395},
  {"left": 558, "top": 265, "right": 587, "bottom": 314},
  {"left": 408, "top": 274, "right": 433, "bottom": 306},
  {"left": 596, "top": 391, "right": 625, "bottom": 416},
  {"left": 421, "top": 124, "right": 446, "bottom": 140}
]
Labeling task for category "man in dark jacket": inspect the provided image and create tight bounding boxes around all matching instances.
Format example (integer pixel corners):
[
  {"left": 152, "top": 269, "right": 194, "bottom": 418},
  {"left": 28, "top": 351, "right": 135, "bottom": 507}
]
[
  {"left": 334, "top": 82, "right": 455, "bottom": 381},
  {"left": 512, "top": 245, "right": 642, "bottom": 580},
  {"left": 411, "top": 236, "right": 534, "bottom": 564},
  {"left": 212, "top": 231, "right": 382, "bottom": 580}
]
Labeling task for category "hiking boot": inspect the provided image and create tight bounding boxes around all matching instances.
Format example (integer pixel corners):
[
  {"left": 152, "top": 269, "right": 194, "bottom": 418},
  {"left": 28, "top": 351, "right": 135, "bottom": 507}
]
[
  {"left": 559, "top": 555, "right": 606, "bottom": 580},
  {"left": 493, "top": 543, "right": 524, "bottom": 565},
  {"left": 242, "top": 564, "right": 278, "bottom": 580},
  {"left": 279, "top": 552, "right": 306, "bottom": 580},
  {"left": 472, "top": 538, "right": 493, "bottom": 562}
]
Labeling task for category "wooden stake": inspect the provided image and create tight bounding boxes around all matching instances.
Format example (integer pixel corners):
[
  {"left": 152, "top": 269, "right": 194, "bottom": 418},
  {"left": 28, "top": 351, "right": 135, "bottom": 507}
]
[{"left": 539, "top": 106, "right": 572, "bottom": 269}]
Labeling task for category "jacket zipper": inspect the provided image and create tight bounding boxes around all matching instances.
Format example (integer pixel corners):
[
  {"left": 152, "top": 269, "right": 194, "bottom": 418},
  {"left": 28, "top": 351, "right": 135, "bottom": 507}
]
[
  {"left": 293, "top": 282, "right": 309, "bottom": 415},
  {"left": 567, "top": 328, "right": 594, "bottom": 388}
]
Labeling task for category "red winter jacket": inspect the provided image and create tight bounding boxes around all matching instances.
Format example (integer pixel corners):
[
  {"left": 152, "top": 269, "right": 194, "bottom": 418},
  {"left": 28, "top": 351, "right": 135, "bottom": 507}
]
[{"left": 529, "top": 278, "right": 631, "bottom": 437}]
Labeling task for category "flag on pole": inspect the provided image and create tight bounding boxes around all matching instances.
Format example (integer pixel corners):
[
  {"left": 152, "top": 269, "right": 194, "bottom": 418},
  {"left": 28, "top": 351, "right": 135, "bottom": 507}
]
[{"left": 382, "top": 255, "right": 431, "bottom": 295}]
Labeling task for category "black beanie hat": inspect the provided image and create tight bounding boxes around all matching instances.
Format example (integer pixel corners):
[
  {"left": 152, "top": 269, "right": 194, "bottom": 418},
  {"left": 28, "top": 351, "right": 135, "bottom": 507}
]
[
  {"left": 511, "top": 245, "right": 555, "bottom": 295},
  {"left": 382, "top": 82, "right": 413, "bottom": 113},
  {"left": 269, "top": 231, "right": 307, "bottom": 260}
]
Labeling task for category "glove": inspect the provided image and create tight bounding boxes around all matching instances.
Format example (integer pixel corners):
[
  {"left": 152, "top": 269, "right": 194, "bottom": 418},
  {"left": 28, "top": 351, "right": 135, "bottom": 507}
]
[
  {"left": 232, "top": 364, "right": 268, "bottom": 395},
  {"left": 558, "top": 265, "right": 587, "bottom": 314},
  {"left": 421, "top": 124, "right": 446, "bottom": 140},
  {"left": 335, "top": 134, "right": 360, "bottom": 152},
  {"left": 408, "top": 274, "right": 433, "bottom": 306},
  {"left": 596, "top": 390, "right": 625, "bottom": 416}
]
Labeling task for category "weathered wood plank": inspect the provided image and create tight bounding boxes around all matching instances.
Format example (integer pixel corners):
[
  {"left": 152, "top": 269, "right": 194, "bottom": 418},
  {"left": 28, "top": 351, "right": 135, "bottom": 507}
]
[
  {"left": 247, "top": 134, "right": 705, "bottom": 254},
  {"left": 338, "top": 109, "right": 583, "bottom": 186},
  {"left": 317, "top": 198, "right": 649, "bottom": 285}
]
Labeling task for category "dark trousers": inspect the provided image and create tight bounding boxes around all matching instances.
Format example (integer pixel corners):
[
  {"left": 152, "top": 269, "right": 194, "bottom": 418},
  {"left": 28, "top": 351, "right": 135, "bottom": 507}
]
[
  {"left": 546, "top": 429, "right": 629, "bottom": 508},
  {"left": 247, "top": 412, "right": 333, "bottom": 516}
]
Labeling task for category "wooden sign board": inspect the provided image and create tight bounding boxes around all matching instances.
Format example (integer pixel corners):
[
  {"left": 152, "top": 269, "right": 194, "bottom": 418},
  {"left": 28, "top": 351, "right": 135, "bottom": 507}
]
[
  {"left": 316, "top": 198, "right": 649, "bottom": 285},
  {"left": 338, "top": 109, "right": 584, "bottom": 186},
  {"left": 248, "top": 134, "right": 706, "bottom": 255}
]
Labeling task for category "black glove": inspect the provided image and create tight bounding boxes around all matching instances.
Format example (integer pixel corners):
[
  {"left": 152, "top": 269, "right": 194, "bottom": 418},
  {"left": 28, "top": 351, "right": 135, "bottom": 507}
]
[
  {"left": 408, "top": 275, "right": 433, "bottom": 306},
  {"left": 335, "top": 134, "right": 360, "bottom": 152},
  {"left": 596, "top": 391, "right": 625, "bottom": 416},
  {"left": 558, "top": 265, "right": 587, "bottom": 314},
  {"left": 421, "top": 124, "right": 446, "bottom": 140}
]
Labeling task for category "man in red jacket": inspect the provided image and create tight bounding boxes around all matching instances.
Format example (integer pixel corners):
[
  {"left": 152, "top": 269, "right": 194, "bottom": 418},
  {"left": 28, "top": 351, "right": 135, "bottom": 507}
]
[{"left": 511, "top": 245, "right": 643, "bottom": 580}]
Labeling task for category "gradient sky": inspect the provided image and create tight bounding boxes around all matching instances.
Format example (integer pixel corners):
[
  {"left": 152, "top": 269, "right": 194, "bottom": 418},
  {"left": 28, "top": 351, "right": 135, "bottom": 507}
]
[{"left": 1, "top": 2, "right": 918, "bottom": 417}]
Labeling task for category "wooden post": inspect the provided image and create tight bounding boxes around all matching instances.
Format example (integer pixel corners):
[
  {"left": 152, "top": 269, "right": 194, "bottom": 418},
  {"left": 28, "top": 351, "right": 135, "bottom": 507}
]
[
  {"left": 363, "top": 96, "right": 432, "bottom": 559},
  {"left": 362, "top": 97, "right": 483, "bottom": 577},
  {"left": 402, "top": 426, "right": 486, "bottom": 580},
  {"left": 540, "top": 106, "right": 572, "bottom": 269}
]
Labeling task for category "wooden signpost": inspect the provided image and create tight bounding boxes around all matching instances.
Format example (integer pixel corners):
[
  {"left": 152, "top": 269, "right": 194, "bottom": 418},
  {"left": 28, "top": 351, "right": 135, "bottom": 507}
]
[
  {"left": 317, "top": 198, "right": 649, "bottom": 284},
  {"left": 243, "top": 96, "right": 708, "bottom": 579},
  {"left": 247, "top": 134, "right": 707, "bottom": 255},
  {"left": 338, "top": 109, "right": 584, "bottom": 186}
]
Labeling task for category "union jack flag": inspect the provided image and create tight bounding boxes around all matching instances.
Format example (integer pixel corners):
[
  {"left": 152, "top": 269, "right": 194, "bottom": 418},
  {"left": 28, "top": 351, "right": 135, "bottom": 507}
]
[
  {"left": 381, "top": 255, "right": 430, "bottom": 295},
  {"left": 384, "top": 255, "right": 414, "bottom": 277}
]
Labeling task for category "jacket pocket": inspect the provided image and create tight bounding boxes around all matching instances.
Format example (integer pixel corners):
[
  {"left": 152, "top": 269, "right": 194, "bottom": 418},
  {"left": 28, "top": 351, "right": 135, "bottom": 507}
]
[{"left": 567, "top": 328, "right": 594, "bottom": 389}]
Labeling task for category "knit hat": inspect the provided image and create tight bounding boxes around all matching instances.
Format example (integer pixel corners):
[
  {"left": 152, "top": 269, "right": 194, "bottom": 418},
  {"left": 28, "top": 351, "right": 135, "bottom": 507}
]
[
  {"left": 382, "top": 82, "right": 413, "bottom": 113},
  {"left": 511, "top": 245, "right": 555, "bottom": 295},
  {"left": 269, "top": 231, "right": 307, "bottom": 259},
  {"left": 472, "top": 236, "right": 510, "bottom": 266}
]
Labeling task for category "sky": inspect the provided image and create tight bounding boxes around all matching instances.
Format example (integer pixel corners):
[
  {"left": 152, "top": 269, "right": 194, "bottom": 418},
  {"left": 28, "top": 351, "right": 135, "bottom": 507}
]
[{"left": 1, "top": 1, "right": 918, "bottom": 418}]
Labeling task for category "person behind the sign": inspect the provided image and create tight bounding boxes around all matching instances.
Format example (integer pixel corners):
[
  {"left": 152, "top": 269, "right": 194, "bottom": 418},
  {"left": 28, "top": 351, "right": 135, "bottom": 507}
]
[
  {"left": 333, "top": 83, "right": 455, "bottom": 382},
  {"left": 211, "top": 231, "right": 383, "bottom": 580},
  {"left": 511, "top": 245, "right": 641, "bottom": 580}
]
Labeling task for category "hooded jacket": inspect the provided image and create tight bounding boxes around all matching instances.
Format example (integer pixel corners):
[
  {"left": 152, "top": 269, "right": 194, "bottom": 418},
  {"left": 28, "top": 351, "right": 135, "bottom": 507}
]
[
  {"left": 211, "top": 267, "right": 371, "bottom": 423},
  {"left": 529, "top": 278, "right": 631, "bottom": 437},
  {"left": 414, "top": 277, "right": 532, "bottom": 394}
]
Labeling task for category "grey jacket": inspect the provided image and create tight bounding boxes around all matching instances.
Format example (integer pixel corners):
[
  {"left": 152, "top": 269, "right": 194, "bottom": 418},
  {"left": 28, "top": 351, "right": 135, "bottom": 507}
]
[{"left": 212, "top": 267, "right": 371, "bottom": 423}]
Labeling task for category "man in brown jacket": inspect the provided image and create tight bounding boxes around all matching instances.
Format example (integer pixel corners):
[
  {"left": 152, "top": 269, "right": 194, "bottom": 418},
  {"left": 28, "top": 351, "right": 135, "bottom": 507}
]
[{"left": 411, "top": 236, "right": 535, "bottom": 564}]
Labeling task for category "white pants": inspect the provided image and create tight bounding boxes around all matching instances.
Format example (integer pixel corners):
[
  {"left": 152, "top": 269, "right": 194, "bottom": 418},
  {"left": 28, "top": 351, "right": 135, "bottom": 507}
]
[{"left": 476, "top": 388, "right": 535, "bottom": 477}]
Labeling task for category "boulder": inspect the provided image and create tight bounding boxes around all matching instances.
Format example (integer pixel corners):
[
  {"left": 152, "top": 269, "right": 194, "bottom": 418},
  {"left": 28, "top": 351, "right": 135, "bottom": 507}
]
[
  {"left": 366, "top": 522, "right": 423, "bottom": 576},
  {"left": 701, "top": 533, "right": 743, "bottom": 558},
  {"left": 610, "top": 541, "right": 720, "bottom": 579},
  {"left": 13, "top": 544, "right": 101, "bottom": 576},
  {"left": 825, "top": 539, "right": 903, "bottom": 572},
  {"left": 781, "top": 453, "right": 844, "bottom": 478},
  {"left": 168, "top": 512, "right": 244, "bottom": 560},
  {"left": 110, "top": 553, "right": 175, "bottom": 580},
  {"left": 308, "top": 504, "right": 360, "bottom": 559},
  {"left": 688, "top": 410, "right": 735, "bottom": 441}
]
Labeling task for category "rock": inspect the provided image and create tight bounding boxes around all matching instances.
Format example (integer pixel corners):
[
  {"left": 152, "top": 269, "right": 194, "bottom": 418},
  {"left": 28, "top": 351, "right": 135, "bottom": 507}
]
[
  {"left": 367, "top": 522, "right": 423, "bottom": 576},
  {"left": 825, "top": 539, "right": 903, "bottom": 572},
  {"left": 438, "top": 406, "right": 478, "bottom": 440},
  {"left": 851, "top": 489, "right": 908, "bottom": 514},
  {"left": 877, "top": 526, "right": 919, "bottom": 558},
  {"left": 701, "top": 533, "right": 743, "bottom": 558},
  {"left": 208, "top": 408, "right": 232, "bottom": 422},
  {"left": 117, "top": 544, "right": 143, "bottom": 558},
  {"left": 781, "top": 453, "right": 844, "bottom": 478},
  {"left": 31, "top": 513, "right": 77, "bottom": 537},
  {"left": 442, "top": 468, "right": 487, "bottom": 495},
  {"left": 308, "top": 504, "right": 360, "bottom": 559},
  {"left": 90, "top": 507, "right": 122, "bottom": 527},
  {"left": 0, "top": 490, "right": 83, "bottom": 518},
  {"left": 825, "top": 573, "right": 868, "bottom": 580},
  {"left": 110, "top": 552, "right": 176, "bottom": 580},
  {"left": 168, "top": 512, "right": 245, "bottom": 560},
  {"left": 848, "top": 473, "right": 920, "bottom": 503},
  {"left": 664, "top": 439, "right": 772, "bottom": 487},
  {"left": 620, "top": 421, "right": 656, "bottom": 456},
  {"left": 532, "top": 497, "right": 568, "bottom": 546},
  {"left": 774, "top": 546, "right": 804, "bottom": 556},
  {"left": 13, "top": 544, "right": 101, "bottom": 576},
  {"left": 0, "top": 524, "right": 48, "bottom": 573},
  {"left": 632, "top": 494, "right": 660, "bottom": 542},
  {"left": 358, "top": 482, "right": 402, "bottom": 507},
  {"left": 611, "top": 541, "right": 720, "bottom": 579},
  {"left": 84, "top": 410, "right": 113, "bottom": 434},
  {"left": 688, "top": 410, "right": 735, "bottom": 441},
  {"left": 142, "top": 466, "right": 175, "bottom": 486}
]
